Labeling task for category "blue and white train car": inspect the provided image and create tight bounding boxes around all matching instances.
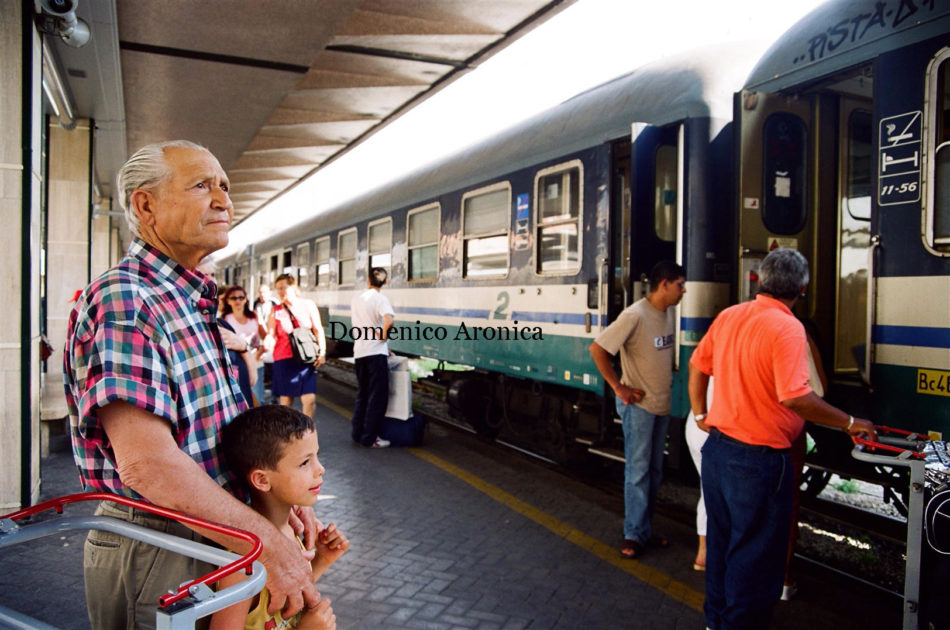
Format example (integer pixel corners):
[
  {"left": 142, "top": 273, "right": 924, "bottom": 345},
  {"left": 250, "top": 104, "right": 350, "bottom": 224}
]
[
  {"left": 222, "top": 47, "right": 754, "bottom": 461},
  {"left": 732, "top": 0, "right": 950, "bottom": 489}
]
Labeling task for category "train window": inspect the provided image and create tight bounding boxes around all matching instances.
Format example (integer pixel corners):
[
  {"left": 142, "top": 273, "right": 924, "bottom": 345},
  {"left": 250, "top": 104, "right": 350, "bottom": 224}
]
[
  {"left": 239, "top": 262, "right": 250, "bottom": 291},
  {"left": 462, "top": 184, "right": 510, "bottom": 278},
  {"left": 368, "top": 218, "right": 392, "bottom": 276},
  {"left": 257, "top": 256, "right": 267, "bottom": 287},
  {"left": 269, "top": 254, "right": 279, "bottom": 284},
  {"left": 846, "top": 110, "right": 872, "bottom": 221},
  {"left": 761, "top": 112, "right": 807, "bottom": 235},
  {"left": 926, "top": 49, "right": 950, "bottom": 250},
  {"left": 535, "top": 161, "right": 582, "bottom": 274},
  {"left": 296, "top": 243, "right": 311, "bottom": 289},
  {"left": 654, "top": 145, "right": 677, "bottom": 242},
  {"left": 407, "top": 204, "right": 440, "bottom": 281},
  {"left": 314, "top": 237, "right": 330, "bottom": 287},
  {"left": 281, "top": 250, "right": 292, "bottom": 272},
  {"left": 338, "top": 229, "right": 357, "bottom": 286}
]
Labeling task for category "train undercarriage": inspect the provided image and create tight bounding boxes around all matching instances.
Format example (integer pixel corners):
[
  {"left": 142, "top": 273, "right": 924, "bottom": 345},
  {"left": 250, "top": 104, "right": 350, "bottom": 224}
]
[{"left": 435, "top": 365, "right": 912, "bottom": 516}]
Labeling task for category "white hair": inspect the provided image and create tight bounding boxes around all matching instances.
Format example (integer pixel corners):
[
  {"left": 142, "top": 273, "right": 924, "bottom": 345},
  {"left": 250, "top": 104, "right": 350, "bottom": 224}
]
[
  {"left": 116, "top": 140, "right": 210, "bottom": 237},
  {"left": 758, "top": 248, "right": 810, "bottom": 299}
]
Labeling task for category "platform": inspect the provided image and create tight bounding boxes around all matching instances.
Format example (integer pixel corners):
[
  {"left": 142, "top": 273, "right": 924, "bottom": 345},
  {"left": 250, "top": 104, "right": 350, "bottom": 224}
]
[{"left": 0, "top": 377, "right": 901, "bottom": 629}]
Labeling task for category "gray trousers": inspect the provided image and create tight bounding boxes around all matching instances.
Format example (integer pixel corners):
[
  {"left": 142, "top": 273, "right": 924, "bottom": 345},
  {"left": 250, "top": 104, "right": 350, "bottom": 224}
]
[{"left": 84, "top": 500, "right": 213, "bottom": 630}]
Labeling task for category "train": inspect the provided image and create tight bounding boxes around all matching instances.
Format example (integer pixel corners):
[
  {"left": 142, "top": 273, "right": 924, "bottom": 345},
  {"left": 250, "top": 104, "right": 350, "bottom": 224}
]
[{"left": 219, "top": 0, "right": 950, "bottom": 503}]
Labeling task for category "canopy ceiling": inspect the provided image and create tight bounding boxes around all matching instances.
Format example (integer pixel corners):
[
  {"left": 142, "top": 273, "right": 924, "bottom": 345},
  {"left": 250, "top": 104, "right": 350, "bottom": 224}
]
[{"left": 47, "top": 0, "right": 574, "bottom": 224}]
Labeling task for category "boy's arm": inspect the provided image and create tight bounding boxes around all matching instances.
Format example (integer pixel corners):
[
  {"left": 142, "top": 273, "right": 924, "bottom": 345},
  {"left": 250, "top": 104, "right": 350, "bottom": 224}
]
[
  {"left": 311, "top": 523, "right": 350, "bottom": 581},
  {"left": 208, "top": 572, "right": 254, "bottom": 630},
  {"left": 296, "top": 599, "right": 336, "bottom": 630}
]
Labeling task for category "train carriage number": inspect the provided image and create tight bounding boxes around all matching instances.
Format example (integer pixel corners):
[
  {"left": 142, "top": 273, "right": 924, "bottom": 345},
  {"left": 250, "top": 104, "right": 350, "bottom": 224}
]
[
  {"left": 917, "top": 369, "right": 950, "bottom": 397},
  {"left": 493, "top": 291, "right": 510, "bottom": 320}
]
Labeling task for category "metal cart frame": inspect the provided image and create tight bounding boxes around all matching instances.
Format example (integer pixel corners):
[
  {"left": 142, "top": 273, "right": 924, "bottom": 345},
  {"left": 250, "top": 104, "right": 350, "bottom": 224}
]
[
  {"left": 852, "top": 427, "right": 929, "bottom": 630},
  {"left": 0, "top": 492, "right": 266, "bottom": 630}
]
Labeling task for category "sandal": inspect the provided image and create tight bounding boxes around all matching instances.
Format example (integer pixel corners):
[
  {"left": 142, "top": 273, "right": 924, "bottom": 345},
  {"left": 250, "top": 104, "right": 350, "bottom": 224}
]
[
  {"left": 620, "top": 539, "right": 644, "bottom": 559},
  {"left": 693, "top": 561, "right": 706, "bottom": 571},
  {"left": 649, "top": 535, "right": 670, "bottom": 549}
]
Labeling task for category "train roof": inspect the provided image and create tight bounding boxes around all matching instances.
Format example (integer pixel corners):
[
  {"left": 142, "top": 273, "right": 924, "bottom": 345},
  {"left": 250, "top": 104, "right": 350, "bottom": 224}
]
[
  {"left": 744, "top": 0, "right": 950, "bottom": 93},
  {"left": 250, "top": 44, "right": 754, "bottom": 255}
]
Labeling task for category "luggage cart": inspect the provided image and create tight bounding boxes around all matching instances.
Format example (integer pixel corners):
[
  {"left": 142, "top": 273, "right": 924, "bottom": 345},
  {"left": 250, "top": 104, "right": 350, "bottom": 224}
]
[
  {"left": 852, "top": 426, "right": 950, "bottom": 630},
  {"left": 0, "top": 492, "right": 267, "bottom": 630}
]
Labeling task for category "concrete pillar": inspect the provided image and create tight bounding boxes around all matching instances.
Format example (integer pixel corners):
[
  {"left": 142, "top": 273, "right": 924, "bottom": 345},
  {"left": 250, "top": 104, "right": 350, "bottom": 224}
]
[
  {"left": 90, "top": 200, "right": 117, "bottom": 279},
  {"left": 1, "top": 4, "right": 43, "bottom": 510},
  {"left": 46, "top": 118, "right": 93, "bottom": 366}
]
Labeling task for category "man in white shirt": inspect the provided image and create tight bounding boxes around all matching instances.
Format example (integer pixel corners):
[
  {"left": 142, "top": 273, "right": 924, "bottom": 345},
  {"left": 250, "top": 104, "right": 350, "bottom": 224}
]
[{"left": 350, "top": 267, "right": 395, "bottom": 448}]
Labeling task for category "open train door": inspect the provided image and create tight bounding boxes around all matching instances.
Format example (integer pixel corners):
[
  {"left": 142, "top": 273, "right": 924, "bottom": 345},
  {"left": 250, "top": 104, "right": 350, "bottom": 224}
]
[
  {"left": 629, "top": 120, "right": 688, "bottom": 468},
  {"left": 736, "top": 84, "right": 875, "bottom": 387},
  {"left": 629, "top": 121, "right": 683, "bottom": 359},
  {"left": 735, "top": 90, "right": 815, "bottom": 306},
  {"left": 736, "top": 81, "right": 876, "bottom": 493}
]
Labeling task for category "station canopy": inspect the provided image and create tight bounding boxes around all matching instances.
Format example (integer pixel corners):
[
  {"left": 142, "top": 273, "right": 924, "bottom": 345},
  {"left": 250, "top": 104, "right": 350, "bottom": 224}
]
[{"left": 47, "top": 0, "right": 574, "bottom": 225}]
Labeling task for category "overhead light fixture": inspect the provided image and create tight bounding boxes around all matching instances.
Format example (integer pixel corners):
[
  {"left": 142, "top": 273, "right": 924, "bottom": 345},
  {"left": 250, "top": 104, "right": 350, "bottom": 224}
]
[
  {"left": 37, "top": 0, "right": 91, "bottom": 48},
  {"left": 41, "top": 39, "right": 77, "bottom": 130}
]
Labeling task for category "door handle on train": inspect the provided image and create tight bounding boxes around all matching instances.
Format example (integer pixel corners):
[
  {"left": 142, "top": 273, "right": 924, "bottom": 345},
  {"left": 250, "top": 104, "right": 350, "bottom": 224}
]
[{"left": 863, "top": 234, "right": 881, "bottom": 391}]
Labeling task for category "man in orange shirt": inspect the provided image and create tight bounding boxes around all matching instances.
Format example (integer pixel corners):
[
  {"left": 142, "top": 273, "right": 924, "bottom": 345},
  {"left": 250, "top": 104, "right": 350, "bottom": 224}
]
[{"left": 688, "top": 248, "right": 875, "bottom": 630}]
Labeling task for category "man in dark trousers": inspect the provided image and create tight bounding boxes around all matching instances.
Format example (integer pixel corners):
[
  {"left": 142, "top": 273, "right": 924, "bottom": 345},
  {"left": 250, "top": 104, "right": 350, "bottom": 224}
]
[
  {"left": 689, "top": 247, "right": 876, "bottom": 630},
  {"left": 350, "top": 267, "right": 395, "bottom": 448}
]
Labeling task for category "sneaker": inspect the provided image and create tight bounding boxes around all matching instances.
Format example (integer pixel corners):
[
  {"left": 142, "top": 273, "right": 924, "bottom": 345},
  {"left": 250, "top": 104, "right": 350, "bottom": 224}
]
[
  {"left": 371, "top": 438, "right": 391, "bottom": 449},
  {"left": 781, "top": 583, "right": 798, "bottom": 601}
]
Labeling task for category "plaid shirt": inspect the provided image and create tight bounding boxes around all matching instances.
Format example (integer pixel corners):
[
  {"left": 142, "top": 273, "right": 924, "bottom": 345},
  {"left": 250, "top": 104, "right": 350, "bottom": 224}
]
[{"left": 63, "top": 239, "right": 247, "bottom": 498}]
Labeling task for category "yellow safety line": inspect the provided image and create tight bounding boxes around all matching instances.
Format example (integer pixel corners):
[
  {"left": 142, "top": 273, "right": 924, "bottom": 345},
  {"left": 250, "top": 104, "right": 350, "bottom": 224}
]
[
  {"left": 409, "top": 448, "right": 705, "bottom": 612},
  {"left": 316, "top": 394, "right": 704, "bottom": 611},
  {"left": 317, "top": 396, "right": 352, "bottom": 420}
]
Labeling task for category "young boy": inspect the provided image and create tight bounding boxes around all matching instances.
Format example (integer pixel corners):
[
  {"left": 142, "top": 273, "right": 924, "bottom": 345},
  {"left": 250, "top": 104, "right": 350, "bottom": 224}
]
[{"left": 212, "top": 405, "right": 349, "bottom": 630}]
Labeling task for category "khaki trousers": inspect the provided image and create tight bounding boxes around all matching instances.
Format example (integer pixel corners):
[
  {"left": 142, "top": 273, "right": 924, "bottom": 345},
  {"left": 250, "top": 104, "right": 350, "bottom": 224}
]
[{"left": 83, "top": 500, "right": 213, "bottom": 630}]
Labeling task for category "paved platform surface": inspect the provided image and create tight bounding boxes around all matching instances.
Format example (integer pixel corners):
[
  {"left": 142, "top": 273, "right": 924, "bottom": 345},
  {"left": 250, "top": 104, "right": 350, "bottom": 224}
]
[{"left": 1, "top": 377, "right": 901, "bottom": 629}]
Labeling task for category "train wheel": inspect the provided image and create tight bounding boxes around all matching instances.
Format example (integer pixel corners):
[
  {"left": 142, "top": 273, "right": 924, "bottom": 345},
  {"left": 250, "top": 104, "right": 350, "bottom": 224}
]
[
  {"left": 478, "top": 396, "right": 504, "bottom": 439},
  {"left": 447, "top": 376, "right": 498, "bottom": 438},
  {"left": 800, "top": 467, "right": 832, "bottom": 499},
  {"left": 538, "top": 415, "right": 567, "bottom": 463}
]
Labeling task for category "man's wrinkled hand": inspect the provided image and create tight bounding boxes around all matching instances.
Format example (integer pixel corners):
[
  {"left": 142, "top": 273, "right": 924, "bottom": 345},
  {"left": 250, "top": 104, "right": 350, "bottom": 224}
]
[
  {"left": 290, "top": 505, "right": 320, "bottom": 556},
  {"left": 262, "top": 529, "right": 320, "bottom": 617}
]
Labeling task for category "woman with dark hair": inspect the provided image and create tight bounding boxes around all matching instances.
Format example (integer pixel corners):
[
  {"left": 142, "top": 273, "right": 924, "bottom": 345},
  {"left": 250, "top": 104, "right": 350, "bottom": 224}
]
[
  {"left": 221, "top": 285, "right": 266, "bottom": 405},
  {"left": 267, "top": 274, "right": 326, "bottom": 418}
]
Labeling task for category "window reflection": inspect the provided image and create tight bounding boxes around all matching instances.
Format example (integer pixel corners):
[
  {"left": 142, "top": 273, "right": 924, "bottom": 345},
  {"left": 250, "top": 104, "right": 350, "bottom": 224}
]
[
  {"left": 536, "top": 164, "right": 581, "bottom": 273},
  {"left": 408, "top": 206, "right": 439, "bottom": 281},
  {"left": 463, "top": 186, "right": 509, "bottom": 278}
]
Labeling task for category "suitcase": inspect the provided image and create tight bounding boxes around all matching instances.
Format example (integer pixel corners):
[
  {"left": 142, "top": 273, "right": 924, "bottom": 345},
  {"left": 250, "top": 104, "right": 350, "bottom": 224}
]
[{"left": 377, "top": 414, "right": 427, "bottom": 447}]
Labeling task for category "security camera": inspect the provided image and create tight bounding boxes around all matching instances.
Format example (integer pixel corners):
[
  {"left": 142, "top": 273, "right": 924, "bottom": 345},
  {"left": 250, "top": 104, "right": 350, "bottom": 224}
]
[
  {"left": 59, "top": 15, "right": 90, "bottom": 47},
  {"left": 38, "top": 0, "right": 90, "bottom": 48},
  {"left": 40, "top": 0, "right": 79, "bottom": 18}
]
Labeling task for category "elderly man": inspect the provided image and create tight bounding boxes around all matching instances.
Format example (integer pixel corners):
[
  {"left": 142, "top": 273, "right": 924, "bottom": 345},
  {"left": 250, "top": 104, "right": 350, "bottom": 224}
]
[
  {"left": 64, "top": 141, "right": 321, "bottom": 629},
  {"left": 688, "top": 248, "right": 876, "bottom": 630}
]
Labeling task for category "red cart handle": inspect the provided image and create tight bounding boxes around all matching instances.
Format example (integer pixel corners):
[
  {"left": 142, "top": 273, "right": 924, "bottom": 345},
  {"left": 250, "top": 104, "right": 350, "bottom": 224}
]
[
  {"left": 853, "top": 433, "right": 927, "bottom": 459},
  {"left": 873, "top": 425, "right": 930, "bottom": 440},
  {"left": 2, "top": 492, "right": 262, "bottom": 608}
]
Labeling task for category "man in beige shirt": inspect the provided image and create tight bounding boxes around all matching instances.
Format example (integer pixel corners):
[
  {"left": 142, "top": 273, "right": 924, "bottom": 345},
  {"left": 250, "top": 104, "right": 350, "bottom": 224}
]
[{"left": 589, "top": 260, "right": 686, "bottom": 560}]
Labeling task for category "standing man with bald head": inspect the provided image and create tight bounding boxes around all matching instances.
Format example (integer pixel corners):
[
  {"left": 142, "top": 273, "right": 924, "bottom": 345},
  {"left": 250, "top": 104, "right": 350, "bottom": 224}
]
[{"left": 64, "top": 141, "right": 324, "bottom": 629}]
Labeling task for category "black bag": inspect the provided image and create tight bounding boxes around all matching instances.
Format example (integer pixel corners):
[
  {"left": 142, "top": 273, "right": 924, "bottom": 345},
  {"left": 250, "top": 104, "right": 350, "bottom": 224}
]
[
  {"left": 377, "top": 414, "right": 427, "bottom": 447},
  {"left": 284, "top": 305, "right": 320, "bottom": 365}
]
